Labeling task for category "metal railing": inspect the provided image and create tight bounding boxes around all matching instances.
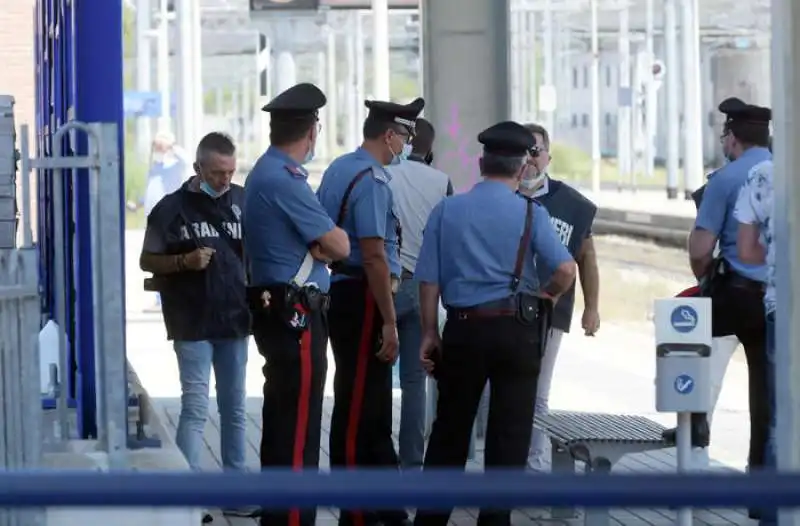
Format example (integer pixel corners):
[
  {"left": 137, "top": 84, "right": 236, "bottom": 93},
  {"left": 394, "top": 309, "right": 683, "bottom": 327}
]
[
  {"left": 13, "top": 118, "right": 128, "bottom": 466},
  {"left": 0, "top": 470, "right": 791, "bottom": 511}
]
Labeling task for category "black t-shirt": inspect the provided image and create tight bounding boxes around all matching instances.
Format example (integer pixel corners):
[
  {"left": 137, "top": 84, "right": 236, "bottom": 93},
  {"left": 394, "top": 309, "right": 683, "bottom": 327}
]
[{"left": 535, "top": 179, "right": 597, "bottom": 332}]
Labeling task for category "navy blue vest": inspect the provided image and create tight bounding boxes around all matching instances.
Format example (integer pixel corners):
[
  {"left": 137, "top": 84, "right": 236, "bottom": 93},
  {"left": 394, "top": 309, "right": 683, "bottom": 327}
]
[
  {"left": 155, "top": 183, "right": 250, "bottom": 341},
  {"left": 536, "top": 179, "right": 597, "bottom": 332}
]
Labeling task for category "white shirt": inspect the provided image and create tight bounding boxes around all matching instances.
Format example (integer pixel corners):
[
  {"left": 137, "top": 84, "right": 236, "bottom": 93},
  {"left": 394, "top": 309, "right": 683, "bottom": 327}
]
[
  {"left": 387, "top": 159, "right": 451, "bottom": 273},
  {"left": 734, "top": 160, "right": 775, "bottom": 313}
]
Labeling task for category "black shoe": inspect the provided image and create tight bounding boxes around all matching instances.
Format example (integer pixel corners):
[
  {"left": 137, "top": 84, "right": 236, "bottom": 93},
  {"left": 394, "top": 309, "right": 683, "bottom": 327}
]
[
  {"left": 661, "top": 413, "right": 710, "bottom": 448},
  {"left": 379, "top": 511, "right": 412, "bottom": 526}
]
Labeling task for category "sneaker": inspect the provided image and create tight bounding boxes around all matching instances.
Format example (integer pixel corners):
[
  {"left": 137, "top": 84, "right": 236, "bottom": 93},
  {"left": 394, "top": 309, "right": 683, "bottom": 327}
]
[{"left": 527, "top": 453, "right": 549, "bottom": 473}]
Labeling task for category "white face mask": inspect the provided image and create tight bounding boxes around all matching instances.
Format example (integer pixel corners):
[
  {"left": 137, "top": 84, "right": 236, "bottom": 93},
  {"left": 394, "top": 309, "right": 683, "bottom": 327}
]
[{"left": 519, "top": 167, "right": 546, "bottom": 190}]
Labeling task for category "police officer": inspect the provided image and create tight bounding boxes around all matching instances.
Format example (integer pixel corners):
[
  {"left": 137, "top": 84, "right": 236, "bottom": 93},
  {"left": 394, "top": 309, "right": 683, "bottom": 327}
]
[
  {"left": 317, "top": 97, "right": 424, "bottom": 526},
  {"left": 688, "top": 98, "right": 771, "bottom": 494},
  {"left": 139, "top": 132, "right": 250, "bottom": 523},
  {"left": 517, "top": 123, "right": 600, "bottom": 472},
  {"left": 243, "top": 83, "right": 351, "bottom": 526},
  {"left": 413, "top": 121, "right": 577, "bottom": 526}
]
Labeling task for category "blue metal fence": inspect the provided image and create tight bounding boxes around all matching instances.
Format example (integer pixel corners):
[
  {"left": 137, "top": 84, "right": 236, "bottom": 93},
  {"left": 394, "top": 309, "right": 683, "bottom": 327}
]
[
  {"left": 34, "top": 0, "right": 126, "bottom": 440},
  {"left": 0, "top": 471, "right": 792, "bottom": 509}
]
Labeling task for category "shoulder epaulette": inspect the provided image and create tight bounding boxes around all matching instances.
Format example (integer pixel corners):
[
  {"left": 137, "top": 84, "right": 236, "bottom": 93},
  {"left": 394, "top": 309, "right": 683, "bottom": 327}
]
[
  {"left": 372, "top": 167, "right": 389, "bottom": 184},
  {"left": 284, "top": 164, "right": 307, "bottom": 178}
]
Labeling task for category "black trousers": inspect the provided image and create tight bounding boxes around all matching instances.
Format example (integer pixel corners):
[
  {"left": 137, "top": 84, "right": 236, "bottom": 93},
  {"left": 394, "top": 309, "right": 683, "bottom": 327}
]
[
  {"left": 414, "top": 315, "right": 542, "bottom": 526},
  {"left": 328, "top": 279, "right": 407, "bottom": 526},
  {"left": 712, "top": 278, "right": 769, "bottom": 470},
  {"left": 252, "top": 304, "right": 328, "bottom": 526}
]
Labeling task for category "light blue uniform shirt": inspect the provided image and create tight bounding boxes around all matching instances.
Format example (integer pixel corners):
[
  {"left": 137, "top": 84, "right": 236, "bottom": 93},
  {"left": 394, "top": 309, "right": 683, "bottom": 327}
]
[
  {"left": 415, "top": 180, "right": 573, "bottom": 308},
  {"left": 243, "top": 146, "right": 336, "bottom": 292},
  {"left": 317, "top": 147, "right": 401, "bottom": 280},
  {"left": 695, "top": 146, "right": 771, "bottom": 282}
]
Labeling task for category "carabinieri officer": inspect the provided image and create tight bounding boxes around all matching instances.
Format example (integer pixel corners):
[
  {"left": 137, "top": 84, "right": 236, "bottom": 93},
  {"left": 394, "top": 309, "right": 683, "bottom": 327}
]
[
  {"left": 317, "top": 97, "right": 424, "bottom": 526},
  {"left": 413, "top": 121, "right": 577, "bottom": 526},
  {"left": 687, "top": 97, "right": 771, "bottom": 514},
  {"left": 243, "top": 82, "right": 350, "bottom": 526}
]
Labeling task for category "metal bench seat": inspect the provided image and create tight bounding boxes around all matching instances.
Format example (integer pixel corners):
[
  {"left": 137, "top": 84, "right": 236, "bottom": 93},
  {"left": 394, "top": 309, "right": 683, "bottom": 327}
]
[{"left": 534, "top": 410, "right": 671, "bottom": 526}]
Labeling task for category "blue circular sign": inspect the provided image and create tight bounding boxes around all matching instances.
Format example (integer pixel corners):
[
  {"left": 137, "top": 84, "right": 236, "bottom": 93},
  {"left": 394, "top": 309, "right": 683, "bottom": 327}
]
[
  {"left": 670, "top": 305, "right": 698, "bottom": 333},
  {"left": 674, "top": 374, "right": 695, "bottom": 394}
]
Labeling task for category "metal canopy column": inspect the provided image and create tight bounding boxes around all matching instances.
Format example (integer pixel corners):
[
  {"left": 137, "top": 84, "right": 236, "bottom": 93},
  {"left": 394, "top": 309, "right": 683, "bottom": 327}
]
[
  {"left": 772, "top": 0, "right": 800, "bottom": 525},
  {"left": 422, "top": 0, "right": 510, "bottom": 191}
]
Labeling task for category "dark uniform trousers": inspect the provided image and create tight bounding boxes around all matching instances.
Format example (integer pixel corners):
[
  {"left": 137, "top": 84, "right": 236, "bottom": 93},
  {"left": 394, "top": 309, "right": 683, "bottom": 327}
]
[
  {"left": 327, "top": 278, "right": 408, "bottom": 526},
  {"left": 711, "top": 274, "right": 769, "bottom": 470},
  {"left": 252, "top": 299, "right": 328, "bottom": 526},
  {"left": 414, "top": 315, "right": 542, "bottom": 526}
]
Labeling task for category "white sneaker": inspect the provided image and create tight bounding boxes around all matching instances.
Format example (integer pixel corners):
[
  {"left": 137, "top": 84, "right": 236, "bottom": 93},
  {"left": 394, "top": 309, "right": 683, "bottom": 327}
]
[
  {"left": 527, "top": 451, "right": 550, "bottom": 473},
  {"left": 689, "top": 447, "right": 710, "bottom": 471}
]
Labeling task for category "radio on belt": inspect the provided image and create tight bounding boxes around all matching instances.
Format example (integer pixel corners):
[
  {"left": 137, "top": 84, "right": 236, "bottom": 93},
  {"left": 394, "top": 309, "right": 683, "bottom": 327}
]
[{"left": 654, "top": 297, "right": 712, "bottom": 413}]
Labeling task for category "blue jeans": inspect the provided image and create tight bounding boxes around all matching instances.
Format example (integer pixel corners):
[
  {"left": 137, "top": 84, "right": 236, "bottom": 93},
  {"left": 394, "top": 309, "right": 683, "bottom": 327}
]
[
  {"left": 395, "top": 277, "right": 426, "bottom": 468},
  {"left": 173, "top": 338, "right": 249, "bottom": 472},
  {"left": 761, "top": 313, "right": 777, "bottom": 525}
]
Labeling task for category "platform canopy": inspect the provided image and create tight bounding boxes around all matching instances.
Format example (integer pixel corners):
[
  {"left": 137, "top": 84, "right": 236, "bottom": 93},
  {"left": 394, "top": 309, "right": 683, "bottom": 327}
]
[{"left": 516, "top": 0, "right": 771, "bottom": 38}]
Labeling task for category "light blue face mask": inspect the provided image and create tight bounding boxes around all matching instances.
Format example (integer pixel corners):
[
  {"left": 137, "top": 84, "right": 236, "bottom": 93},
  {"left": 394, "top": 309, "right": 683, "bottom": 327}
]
[
  {"left": 200, "top": 180, "right": 223, "bottom": 198},
  {"left": 303, "top": 146, "right": 315, "bottom": 165},
  {"left": 388, "top": 144, "right": 412, "bottom": 166}
]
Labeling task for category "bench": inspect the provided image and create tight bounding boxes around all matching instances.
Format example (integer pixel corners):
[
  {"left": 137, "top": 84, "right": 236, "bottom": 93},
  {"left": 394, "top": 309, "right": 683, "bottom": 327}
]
[{"left": 535, "top": 410, "right": 671, "bottom": 526}]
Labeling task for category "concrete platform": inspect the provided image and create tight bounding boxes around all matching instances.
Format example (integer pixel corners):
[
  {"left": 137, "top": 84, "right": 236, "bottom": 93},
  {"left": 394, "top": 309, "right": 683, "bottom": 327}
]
[
  {"left": 42, "top": 443, "right": 201, "bottom": 526},
  {"left": 34, "top": 363, "right": 201, "bottom": 526},
  {"left": 127, "top": 317, "right": 756, "bottom": 526},
  {"left": 579, "top": 188, "right": 697, "bottom": 220},
  {"left": 573, "top": 187, "right": 695, "bottom": 245}
]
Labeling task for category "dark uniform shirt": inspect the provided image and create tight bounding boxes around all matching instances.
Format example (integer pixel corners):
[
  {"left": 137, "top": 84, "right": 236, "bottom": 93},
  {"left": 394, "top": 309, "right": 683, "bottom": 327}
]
[
  {"left": 142, "top": 178, "right": 250, "bottom": 341},
  {"left": 531, "top": 177, "right": 597, "bottom": 332}
]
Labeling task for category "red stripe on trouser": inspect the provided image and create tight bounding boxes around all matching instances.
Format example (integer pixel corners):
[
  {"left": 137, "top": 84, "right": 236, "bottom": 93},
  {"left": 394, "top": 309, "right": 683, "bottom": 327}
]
[
  {"left": 676, "top": 285, "right": 701, "bottom": 297},
  {"left": 344, "top": 288, "right": 376, "bottom": 526},
  {"left": 289, "top": 306, "right": 312, "bottom": 526}
]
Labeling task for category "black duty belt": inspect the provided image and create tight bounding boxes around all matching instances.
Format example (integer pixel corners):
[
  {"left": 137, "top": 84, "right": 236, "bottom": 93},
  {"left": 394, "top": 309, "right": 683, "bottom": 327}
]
[
  {"left": 401, "top": 268, "right": 413, "bottom": 280},
  {"left": 331, "top": 264, "right": 401, "bottom": 294},
  {"left": 725, "top": 272, "right": 765, "bottom": 294},
  {"left": 447, "top": 298, "right": 518, "bottom": 320},
  {"left": 247, "top": 284, "right": 330, "bottom": 313}
]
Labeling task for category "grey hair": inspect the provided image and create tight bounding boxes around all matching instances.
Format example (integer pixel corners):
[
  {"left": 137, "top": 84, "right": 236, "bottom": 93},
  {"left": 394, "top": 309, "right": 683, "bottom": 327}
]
[{"left": 195, "top": 132, "right": 236, "bottom": 165}]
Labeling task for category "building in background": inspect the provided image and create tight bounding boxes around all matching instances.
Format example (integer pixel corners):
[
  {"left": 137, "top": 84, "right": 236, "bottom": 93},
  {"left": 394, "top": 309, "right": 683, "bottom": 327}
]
[
  {"left": 554, "top": 39, "right": 770, "bottom": 168},
  {"left": 0, "top": 0, "right": 35, "bottom": 146}
]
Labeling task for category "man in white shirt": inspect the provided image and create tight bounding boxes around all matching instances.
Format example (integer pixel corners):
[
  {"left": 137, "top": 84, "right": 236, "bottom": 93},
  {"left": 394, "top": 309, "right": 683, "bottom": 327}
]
[
  {"left": 735, "top": 158, "right": 776, "bottom": 525},
  {"left": 387, "top": 118, "right": 452, "bottom": 468}
]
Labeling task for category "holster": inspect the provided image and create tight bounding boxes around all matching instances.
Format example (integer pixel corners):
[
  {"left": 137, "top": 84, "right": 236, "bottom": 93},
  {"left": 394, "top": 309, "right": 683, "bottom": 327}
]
[
  {"left": 699, "top": 257, "right": 727, "bottom": 298},
  {"left": 247, "top": 285, "right": 329, "bottom": 333},
  {"left": 516, "top": 294, "right": 553, "bottom": 358},
  {"left": 143, "top": 276, "right": 167, "bottom": 292},
  {"left": 515, "top": 293, "right": 541, "bottom": 326}
]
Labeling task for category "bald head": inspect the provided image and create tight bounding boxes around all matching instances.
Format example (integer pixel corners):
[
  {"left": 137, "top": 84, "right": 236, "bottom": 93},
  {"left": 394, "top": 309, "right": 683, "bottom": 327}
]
[{"left": 152, "top": 131, "right": 176, "bottom": 155}]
